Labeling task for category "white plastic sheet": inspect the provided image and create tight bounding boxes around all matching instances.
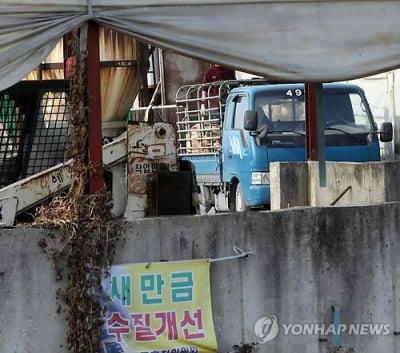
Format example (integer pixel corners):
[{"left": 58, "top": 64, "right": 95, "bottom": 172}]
[{"left": 1, "top": 0, "right": 399, "bottom": 91}]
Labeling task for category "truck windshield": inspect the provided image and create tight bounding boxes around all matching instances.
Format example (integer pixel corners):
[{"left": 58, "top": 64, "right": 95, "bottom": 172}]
[{"left": 254, "top": 87, "right": 374, "bottom": 135}]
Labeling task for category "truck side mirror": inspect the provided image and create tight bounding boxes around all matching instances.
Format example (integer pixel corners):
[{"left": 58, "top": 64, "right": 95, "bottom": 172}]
[
  {"left": 380, "top": 122, "right": 393, "bottom": 142},
  {"left": 244, "top": 110, "right": 258, "bottom": 131}
]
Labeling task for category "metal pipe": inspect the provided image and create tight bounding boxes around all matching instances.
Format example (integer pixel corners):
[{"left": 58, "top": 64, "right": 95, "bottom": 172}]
[
  {"left": 332, "top": 305, "right": 342, "bottom": 347},
  {"left": 144, "top": 81, "right": 161, "bottom": 122},
  {"left": 87, "top": 21, "right": 104, "bottom": 194},
  {"left": 305, "top": 82, "right": 319, "bottom": 161},
  {"left": 330, "top": 185, "right": 352, "bottom": 206},
  {"left": 306, "top": 82, "right": 326, "bottom": 187},
  {"left": 158, "top": 48, "right": 166, "bottom": 106}
]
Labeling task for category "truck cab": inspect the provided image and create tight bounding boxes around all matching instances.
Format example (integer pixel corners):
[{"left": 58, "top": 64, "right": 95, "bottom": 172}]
[{"left": 175, "top": 81, "right": 392, "bottom": 213}]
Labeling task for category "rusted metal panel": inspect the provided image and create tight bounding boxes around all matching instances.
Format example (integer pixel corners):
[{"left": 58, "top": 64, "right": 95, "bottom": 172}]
[
  {"left": 147, "top": 170, "right": 192, "bottom": 216},
  {"left": 0, "top": 134, "right": 128, "bottom": 226},
  {"left": 0, "top": 161, "right": 72, "bottom": 219},
  {"left": 125, "top": 122, "right": 178, "bottom": 219},
  {"left": 87, "top": 21, "right": 104, "bottom": 194},
  {"left": 305, "top": 82, "right": 319, "bottom": 161}
]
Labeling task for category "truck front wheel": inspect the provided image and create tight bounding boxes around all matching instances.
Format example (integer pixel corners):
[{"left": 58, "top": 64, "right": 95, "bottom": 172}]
[{"left": 232, "top": 182, "right": 249, "bottom": 212}]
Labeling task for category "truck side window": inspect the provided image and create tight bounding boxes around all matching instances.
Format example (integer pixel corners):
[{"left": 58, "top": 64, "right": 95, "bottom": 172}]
[
  {"left": 232, "top": 95, "right": 249, "bottom": 147},
  {"left": 233, "top": 95, "right": 248, "bottom": 130},
  {"left": 224, "top": 96, "right": 235, "bottom": 130},
  {"left": 324, "top": 93, "right": 355, "bottom": 124},
  {"left": 349, "top": 93, "right": 368, "bottom": 127}
]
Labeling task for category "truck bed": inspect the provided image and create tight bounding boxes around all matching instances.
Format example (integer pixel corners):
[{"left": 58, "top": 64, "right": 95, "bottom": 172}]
[{"left": 179, "top": 154, "right": 221, "bottom": 184}]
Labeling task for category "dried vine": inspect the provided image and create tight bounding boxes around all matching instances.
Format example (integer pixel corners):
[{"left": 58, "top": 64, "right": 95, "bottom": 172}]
[{"left": 34, "top": 35, "right": 122, "bottom": 353}]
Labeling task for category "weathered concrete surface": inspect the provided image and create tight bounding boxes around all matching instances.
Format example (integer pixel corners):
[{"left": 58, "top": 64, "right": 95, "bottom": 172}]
[
  {"left": 163, "top": 51, "right": 208, "bottom": 104},
  {"left": 1, "top": 204, "right": 400, "bottom": 353},
  {"left": 384, "top": 161, "right": 400, "bottom": 202},
  {"left": 0, "top": 227, "right": 66, "bottom": 353},
  {"left": 271, "top": 161, "right": 400, "bottom": 210},
  {"left": 270, "top": 162, "right": 309, "bottom": 209}
]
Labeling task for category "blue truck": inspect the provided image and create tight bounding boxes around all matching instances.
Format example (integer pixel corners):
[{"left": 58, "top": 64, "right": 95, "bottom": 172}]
[{"left": 175, "top": 80, "right": 393, "bottom": 213}]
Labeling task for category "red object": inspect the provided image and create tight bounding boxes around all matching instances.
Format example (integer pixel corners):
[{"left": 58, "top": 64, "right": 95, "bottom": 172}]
[
  {"left": 87, "top": 21, "right": 104, "bottom": 193},
  {"left": 180, "top": 309, "right": 205, "bottom": 339},
  {"left": 202, "top": 64, "right": 235, "bottom": 84},
  {"left": 107, "top": 312, "right": 131, "bottom": 342},
  {"left": 131, "top": 313, "right": 157, "bottom": 341},
  {"left": 65, "top": 56, "right": 76, "bottom": 78},
  {"left": 305, "top": 82, "right": 318, "bottom": 161},
  {"left": 202, "top": 64, "right": 236, "bottom": 108}
]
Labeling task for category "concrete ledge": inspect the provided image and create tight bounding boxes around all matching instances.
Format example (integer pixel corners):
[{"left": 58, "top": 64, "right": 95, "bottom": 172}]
[
  {"left": 1, "top": 204, "right": 400, "bottom": 353},
  {"left": 270, "top": 161, "right": 400, "bottom": 210}
]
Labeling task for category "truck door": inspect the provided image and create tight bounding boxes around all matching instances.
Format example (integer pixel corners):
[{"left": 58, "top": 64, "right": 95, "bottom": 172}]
[{"left": 222, "top": 94, "right": 251, "bottom": 184}]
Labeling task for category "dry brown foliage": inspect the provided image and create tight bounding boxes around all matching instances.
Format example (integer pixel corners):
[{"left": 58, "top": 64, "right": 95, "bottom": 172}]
[{"left": 34, "top": 35, "right": 122, "bottom": 353}]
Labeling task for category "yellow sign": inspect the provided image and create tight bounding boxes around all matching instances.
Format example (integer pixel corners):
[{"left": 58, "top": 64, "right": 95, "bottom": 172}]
[{"left": 100, "top": 260, "right": 217, "bottom": 353}]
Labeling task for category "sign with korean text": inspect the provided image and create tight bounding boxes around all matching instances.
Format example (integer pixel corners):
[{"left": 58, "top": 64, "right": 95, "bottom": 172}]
[{"left": 100, "top": 260, "right": 217, "bottom": 353}]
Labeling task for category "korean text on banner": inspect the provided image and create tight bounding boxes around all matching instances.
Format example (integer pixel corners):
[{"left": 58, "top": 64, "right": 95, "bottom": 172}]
[{"left": 100, "top": 260, "right": 217, "bottom": 353}]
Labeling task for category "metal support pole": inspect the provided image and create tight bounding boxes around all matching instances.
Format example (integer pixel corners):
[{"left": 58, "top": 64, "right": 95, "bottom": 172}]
[
  {"left": 305, "top": 83, "right": 319, "bottom": 161},
  {"left": 87, "top": 21, "right": 104, "bottom": 194},
  {"left": 332, "top": 305, "right": 342, "bottom": 347},
  {"left": 158, "top": 48, "right": 166, "bottom": 107},
  {"left": 305, "top": 82, "right": 326, "bottom": 187},
  {"left": 136, "top": 41, "right": 151, "bottom": 107}
]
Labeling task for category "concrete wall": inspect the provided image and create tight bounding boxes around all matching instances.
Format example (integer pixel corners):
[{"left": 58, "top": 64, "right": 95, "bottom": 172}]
[
  {"left": 271, "top": 161, "right": 400, "bottom": 210},
  {"left": 0, "top": 228, "right": 66, "bottom": 353},
  {"left": 163, "top": 51, "right": 208, "bottom": 104},
  {"left": 1, "top": 204, "right": 400, "bottom": 353}
]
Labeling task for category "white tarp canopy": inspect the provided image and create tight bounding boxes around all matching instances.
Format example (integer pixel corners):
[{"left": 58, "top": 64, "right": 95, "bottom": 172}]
[{"left": 1, "top": 0, "right": 400, "bottom": 91}]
